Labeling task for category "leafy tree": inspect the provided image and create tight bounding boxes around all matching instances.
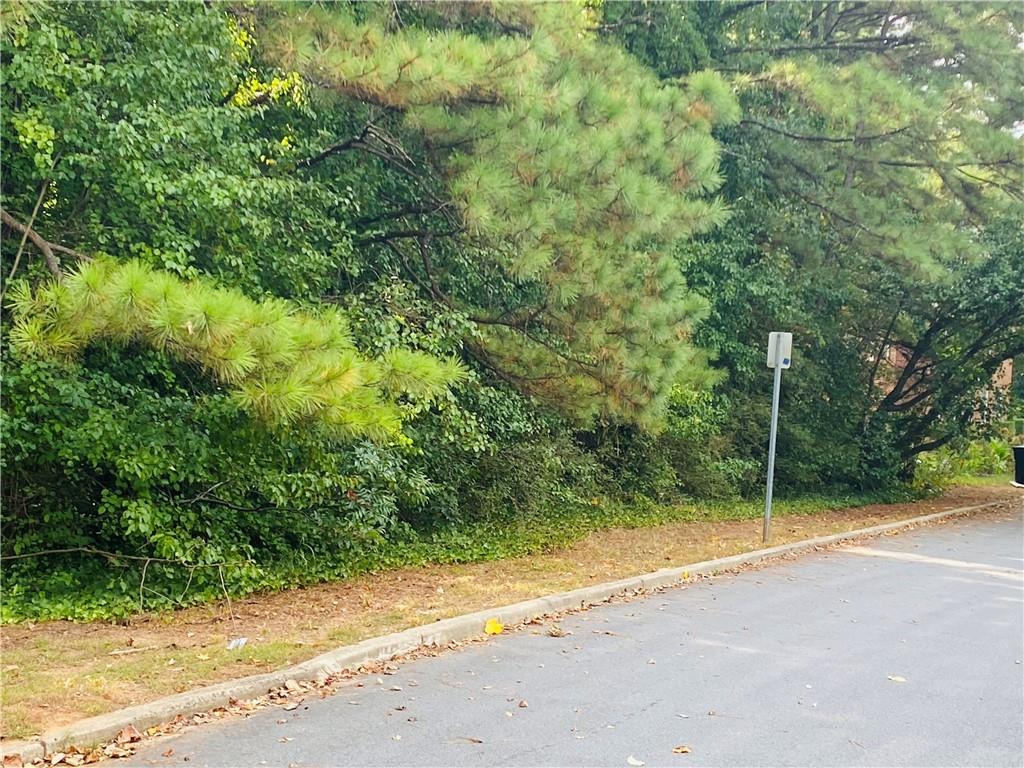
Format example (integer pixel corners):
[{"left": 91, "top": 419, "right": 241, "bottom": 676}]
[
  {"left": 604, "top": 0, "right": 1024, "bottom": 484},
  {"left": 0, "top": 1, "right": 349, "bottom": 298},
  {"left": 0, "top": 2, "right": 471, "bottom": 617}
]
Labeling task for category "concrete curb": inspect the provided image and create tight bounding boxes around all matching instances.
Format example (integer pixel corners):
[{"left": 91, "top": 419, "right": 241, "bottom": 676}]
[{"left": 2, "top": 498, "right": 1011, "bottom": 760}]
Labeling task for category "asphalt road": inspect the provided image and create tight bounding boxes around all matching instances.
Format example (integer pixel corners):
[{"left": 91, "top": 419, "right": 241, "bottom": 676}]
[{"left": 128, "top": 503, "right": 1024, "bottom": 767}]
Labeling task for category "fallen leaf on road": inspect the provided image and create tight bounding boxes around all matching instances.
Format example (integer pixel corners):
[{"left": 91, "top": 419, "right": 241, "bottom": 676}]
[
  {"left": 2, "top": 757, "right": 21, "bottom": 768},
  {"left": 277, "top": 738, "right": 293, "bottom": 743},
  {"left": 115, "top": 724, "right": 142, "bottom": 744},
  {"left": 672, "top": 746, "right": 692, "bottom": 754},
  {"left": 887, "top": 675, "right": 907, "bottom": 683},
  {"left": 48, "top": 753, "right": 66, "bottom": 766},
  {"left": 547, "top": 626, "right": 569, "bottom": 638},
  {"left": 484, "top": 619, "right": 504, "bottom": 635},
  {"left": 162, "top": 748, "right": 175, "bottom": 757},
  {"left": 518, "top": 700, "right": 529, "bottom": 708},
  {"left": 627, "top": 756, "right": 645, "bottom": 767},
  {"left": 283, "top": 701, "right": 301, "bottom": 711},
  {"left": 101, "top": 745, "right": 132, "bottom": 759},
  {"left": 458, "top": 736, "right": 483, "bottom": 744}
]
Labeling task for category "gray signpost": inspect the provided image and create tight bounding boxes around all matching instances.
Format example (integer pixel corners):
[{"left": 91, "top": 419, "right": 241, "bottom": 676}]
[{"left": 763, "top": 332, "right": 792, "bottom": 543}]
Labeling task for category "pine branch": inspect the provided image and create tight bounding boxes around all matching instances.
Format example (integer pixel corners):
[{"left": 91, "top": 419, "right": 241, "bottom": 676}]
[
  {"left": 904, "top": 433, "right": 957, "bottom": 458},
  {"left": 3, "top": 179, "right": 52, "bottom": 296},
  {"left": 296, "top": 124, "right": 373, "bottom": 168},
  {"left": 355, "top": 203, "right": 451, "bottom": 227},
  {"left": 859, "top": 157, "right": 1021, "bottom": 170},
  {"left": 726, "top": 36, "right": 921, "bottom": 55},
  {"left": 741, "top": 119, "right": 910, "bottom": 144},
  {"left": 357, "top": 227, "right": 462, "bottom": 245}
]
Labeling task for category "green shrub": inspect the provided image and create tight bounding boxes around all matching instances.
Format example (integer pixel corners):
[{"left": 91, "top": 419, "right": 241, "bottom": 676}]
[
  {"left": 0, "top": 348, "right": 432, "bottom": 620},
  {"left": 913, "top": 438, "right": 1013, "bottom": 494}
]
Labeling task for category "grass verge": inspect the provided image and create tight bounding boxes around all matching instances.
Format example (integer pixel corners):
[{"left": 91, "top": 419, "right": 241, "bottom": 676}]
[{"left": 1, "top": 483, "right": 1020, "bottom": 741}]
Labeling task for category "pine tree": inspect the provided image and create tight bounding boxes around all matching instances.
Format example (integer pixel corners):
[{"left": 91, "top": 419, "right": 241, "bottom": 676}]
[{"left": 260, "top": 1, "right": 739, "bottom": 423}]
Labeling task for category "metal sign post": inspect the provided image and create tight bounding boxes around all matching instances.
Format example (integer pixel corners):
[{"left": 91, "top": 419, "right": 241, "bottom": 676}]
[{"left": 763, "top": 332, "right": 792, "bottom": 543}]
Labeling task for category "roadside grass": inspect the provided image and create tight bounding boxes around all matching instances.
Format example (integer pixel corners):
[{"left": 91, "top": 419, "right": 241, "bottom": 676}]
[
  {"left": 1, "top": 483, "right": 1020, "bottom": 741},
  {"left": 949, "top": 473, "right": 1013, "bottom": 487}
]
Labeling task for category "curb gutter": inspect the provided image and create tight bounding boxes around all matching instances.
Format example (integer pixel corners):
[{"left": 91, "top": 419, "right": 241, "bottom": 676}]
[{"left": 2, "top": 499, "right": 1011, "bottom": 760}]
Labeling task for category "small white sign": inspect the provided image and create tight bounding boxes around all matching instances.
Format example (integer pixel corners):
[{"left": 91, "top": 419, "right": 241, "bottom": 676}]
[{"left": 767, "top": 332, "right": 792, "bottom": 369}]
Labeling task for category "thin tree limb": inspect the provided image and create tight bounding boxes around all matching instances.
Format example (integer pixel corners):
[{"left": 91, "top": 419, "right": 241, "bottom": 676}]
[
  {"left": 3, "top": 178, "right": 51, "bottom": 295},
  {"left": 1, "top": 208, "right": 63, "bottom": 279},
  {"left": 742, "top": 118, "right": 909, "bottom": 144}
]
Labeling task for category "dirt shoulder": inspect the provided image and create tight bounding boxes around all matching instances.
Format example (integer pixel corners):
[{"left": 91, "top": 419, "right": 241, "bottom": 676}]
[{"left": 2, "top": 483, "right": 1020, "bottom": 741}]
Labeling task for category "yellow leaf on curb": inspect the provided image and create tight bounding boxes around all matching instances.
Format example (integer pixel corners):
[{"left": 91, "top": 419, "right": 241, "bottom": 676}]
[
  {"left": 673, "top": 745, "right": 692, "bottom": 754},
  {"left": 484, "top": 618, "right": 504, "bottom": 635}
]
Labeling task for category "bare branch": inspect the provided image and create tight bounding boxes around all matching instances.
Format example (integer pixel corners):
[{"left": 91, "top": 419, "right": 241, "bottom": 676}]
[
  {"left": 1, "top": 208, "right": 63, "bottom": 278},
  {"left": 742, "top": 118, "right": 910, "bottom": 144}
]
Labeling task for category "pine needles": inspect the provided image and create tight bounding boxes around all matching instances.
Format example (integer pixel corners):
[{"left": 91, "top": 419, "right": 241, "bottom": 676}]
[
  {"left": 263, "top": 1, "right": 741, "bottom": 423},
  {"left": 8, "top": 258, "right": 466, "bottom": 439}
]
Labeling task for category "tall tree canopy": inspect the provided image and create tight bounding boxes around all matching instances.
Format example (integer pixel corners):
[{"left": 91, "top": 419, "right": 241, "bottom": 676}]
[
  {"left": 604, "top": 0, "right": 1023, "bottom": 480},
  {"left": 1, "top": 0, "right": 1020, "bottom": 619},
  {"left": 258, "top": 2, "right": 739, "bottom": 422}
]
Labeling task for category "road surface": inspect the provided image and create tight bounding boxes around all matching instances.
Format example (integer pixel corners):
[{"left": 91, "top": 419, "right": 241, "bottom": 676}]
[{"left": 128, "top": 503, "right": 1024, "bottom": 767}]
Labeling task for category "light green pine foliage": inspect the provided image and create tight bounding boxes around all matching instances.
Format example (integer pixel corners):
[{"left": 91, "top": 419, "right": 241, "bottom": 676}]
[
  {"left": 261, "top": 1, "right": 739, "bottom": 424},
  {"left": 8, "top": 259, "right": 465, "bottom": 439}
]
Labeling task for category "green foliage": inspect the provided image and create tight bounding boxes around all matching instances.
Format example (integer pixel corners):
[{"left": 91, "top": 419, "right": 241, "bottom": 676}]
[
  {"left": 608, "top": 0, "right": 1023, "bottom": 485},
  {"left": 0, "top": 1, "right": 352, "bottom": 297},
  {"left": 262, "top": 1, "right": 739, "bottom": 423},
  {"left": 913, "top": 438, "right": 1014, "bottom": 495},
  {"left": 1, "top": 346, "right": 442, "bottom": 621},
  {"left": 2, "top": 1, "right": 1020, "bottom": 623},
  {"left": 1, "top": 364, "right": 910, "bottom": 627},
  {"left": 585, "top": 384, "right": 759, "bottom": 502},
  {"left": 9, "top": 258, "right": 464, "bottom": 438}
]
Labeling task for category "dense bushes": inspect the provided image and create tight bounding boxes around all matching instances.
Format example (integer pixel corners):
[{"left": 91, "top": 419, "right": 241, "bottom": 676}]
[{"left": 1, "top": 347, "right": 423, "bottom": 618}]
